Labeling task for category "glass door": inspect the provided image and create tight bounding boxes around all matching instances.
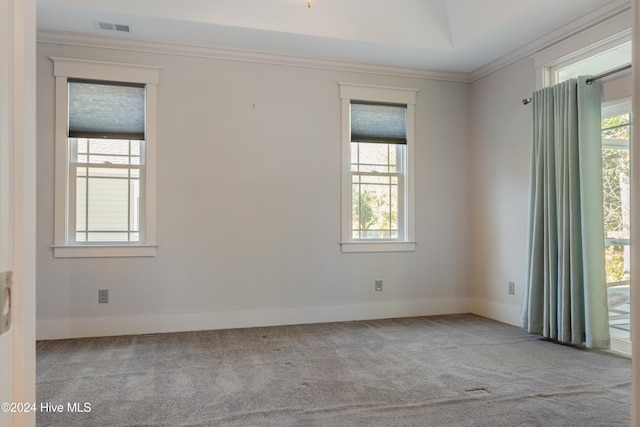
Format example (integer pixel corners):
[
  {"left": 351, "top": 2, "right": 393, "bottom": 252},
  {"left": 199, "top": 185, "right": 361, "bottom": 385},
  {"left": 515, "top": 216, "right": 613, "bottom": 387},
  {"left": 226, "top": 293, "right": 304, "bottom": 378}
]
[
  {"left": 602, "top": 102, "right": 632, "bottom": 354},
  {"left": 553, "top": 41, "right": 632, "bottom": 355}
]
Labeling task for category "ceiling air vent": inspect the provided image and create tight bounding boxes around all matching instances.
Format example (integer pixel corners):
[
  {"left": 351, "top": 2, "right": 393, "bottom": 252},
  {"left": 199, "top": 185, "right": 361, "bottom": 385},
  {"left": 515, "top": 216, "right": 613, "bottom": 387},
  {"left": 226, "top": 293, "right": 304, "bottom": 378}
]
[
  {"left": 97, "top": 22, "right": 131, "bottom": 33},
  {"left": 98, "top": 22, "right": 115, "bottom": 31}
]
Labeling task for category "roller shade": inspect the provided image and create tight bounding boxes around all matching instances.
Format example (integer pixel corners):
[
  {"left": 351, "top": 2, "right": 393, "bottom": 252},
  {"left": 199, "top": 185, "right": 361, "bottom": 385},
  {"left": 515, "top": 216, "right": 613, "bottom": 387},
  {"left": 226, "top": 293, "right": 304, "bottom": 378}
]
[
  {"left": 68, "top": 79, "right": 146, "bottom": 140},
  {"left": 350, "top": 102, "right": 406, "bottom": 144}
]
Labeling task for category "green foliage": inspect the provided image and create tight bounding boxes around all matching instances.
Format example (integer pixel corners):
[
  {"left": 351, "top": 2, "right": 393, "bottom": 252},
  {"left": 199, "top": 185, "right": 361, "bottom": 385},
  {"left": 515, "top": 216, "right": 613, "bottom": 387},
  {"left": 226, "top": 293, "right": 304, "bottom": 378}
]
[
  {"left": 352, "top": 185, "right": 396, "bottom": 239},
  {"left": 602, "top": 148, "right": 629, "bottom": 233},
  {"left": 601, "top": 113, "right": 631, "bottom": 284},
  {"left": 605, "top": 246, "right": 629, "bottom": 283},
  {"left": 351, "top": 142, "right": 400, "bottom": 239},
  {"left": 353, "top": 189, "right": 377, "bottom": 232}
]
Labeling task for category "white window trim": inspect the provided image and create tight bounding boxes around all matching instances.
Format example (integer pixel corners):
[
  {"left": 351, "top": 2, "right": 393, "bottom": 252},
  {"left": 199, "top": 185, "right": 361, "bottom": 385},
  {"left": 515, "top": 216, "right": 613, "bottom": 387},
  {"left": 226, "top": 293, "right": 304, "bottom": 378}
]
[
  {"left": 51, "top": 57, "right": 161, "bottom": 258},
  {"left": 338, "top": 83, "right": 418, "bottom": 253},
  {"left": 531, "top": 11, "right": 631, "bottom": 89}
]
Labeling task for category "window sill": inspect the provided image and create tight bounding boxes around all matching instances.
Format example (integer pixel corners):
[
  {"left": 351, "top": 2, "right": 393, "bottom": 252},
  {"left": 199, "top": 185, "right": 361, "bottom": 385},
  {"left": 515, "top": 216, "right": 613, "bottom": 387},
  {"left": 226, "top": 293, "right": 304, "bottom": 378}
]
[
  {"left": 52, "top": 244, "right": 158, "bottom": 258},
  {"left": 340, "top": 241, "right": 416, "bottom": 253}
]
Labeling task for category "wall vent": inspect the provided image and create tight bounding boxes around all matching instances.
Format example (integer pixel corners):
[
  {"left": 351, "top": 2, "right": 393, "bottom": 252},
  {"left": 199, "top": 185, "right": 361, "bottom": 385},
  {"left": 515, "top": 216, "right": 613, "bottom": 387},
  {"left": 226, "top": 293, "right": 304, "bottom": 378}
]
[
  {"left": 98, "top": 22, "right": 131, "bottom": 33},
  {"left": 98, "top": 22, "right": 115, "bottom": 31}
]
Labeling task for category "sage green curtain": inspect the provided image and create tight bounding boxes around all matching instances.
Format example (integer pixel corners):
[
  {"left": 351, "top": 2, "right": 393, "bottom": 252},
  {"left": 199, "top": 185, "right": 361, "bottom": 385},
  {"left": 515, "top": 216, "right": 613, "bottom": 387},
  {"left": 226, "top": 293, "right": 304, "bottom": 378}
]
[{"left": 521, "top": 77, "right": 610, "bottom": 349}]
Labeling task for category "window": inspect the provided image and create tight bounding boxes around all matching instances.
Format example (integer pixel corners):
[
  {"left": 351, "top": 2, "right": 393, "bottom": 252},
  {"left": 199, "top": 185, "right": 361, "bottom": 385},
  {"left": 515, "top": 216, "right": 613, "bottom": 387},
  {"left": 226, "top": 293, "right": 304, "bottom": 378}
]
[
  {"left": 350, "top": 103, "right": 405, "bottom": 240},
  {"left": 52, "top": 58, "right": 160, "bottom": 258},
  {"left": 601, "top": 101, "right": 632, "bottom": 344},
  {"left": 71, "top": 136, "right": 143, "bottom": 243},
  {"left": 551, "top": 41, "right": 631, "bottom": 84},
  {"left": 339, "top": 83, "right": 417, "bottom": 253}
]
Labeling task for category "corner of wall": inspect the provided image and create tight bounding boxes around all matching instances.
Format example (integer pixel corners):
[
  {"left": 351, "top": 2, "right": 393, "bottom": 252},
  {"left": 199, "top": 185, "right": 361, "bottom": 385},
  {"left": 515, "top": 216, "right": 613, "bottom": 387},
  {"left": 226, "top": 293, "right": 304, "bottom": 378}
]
[{"left": 470, "top": 298, "right": 521, "bottom": 327}]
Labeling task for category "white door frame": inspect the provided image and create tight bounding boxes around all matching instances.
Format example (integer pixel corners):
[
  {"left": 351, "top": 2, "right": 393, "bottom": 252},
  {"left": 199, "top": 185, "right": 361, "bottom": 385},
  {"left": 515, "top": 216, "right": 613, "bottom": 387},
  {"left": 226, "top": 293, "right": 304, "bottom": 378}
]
[
  {"left": 631, "top": 0, "right": 639, "bottom": 424},
  {"left": 0, "top": 0, "right": 36, "bottom": 426}
]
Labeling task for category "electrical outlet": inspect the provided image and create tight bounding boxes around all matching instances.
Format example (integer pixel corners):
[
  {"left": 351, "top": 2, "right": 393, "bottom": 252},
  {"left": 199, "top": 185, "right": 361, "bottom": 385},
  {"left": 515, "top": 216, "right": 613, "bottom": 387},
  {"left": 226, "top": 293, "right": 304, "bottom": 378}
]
[
  {"left": 98, "top": 289, "right": 109, "bottom": 303},
  {"left": 375, "top": 279, "right": 383, "bottom": 291},
  {"left": 508, "top": 281, "right": 515, "bottom": 295}
]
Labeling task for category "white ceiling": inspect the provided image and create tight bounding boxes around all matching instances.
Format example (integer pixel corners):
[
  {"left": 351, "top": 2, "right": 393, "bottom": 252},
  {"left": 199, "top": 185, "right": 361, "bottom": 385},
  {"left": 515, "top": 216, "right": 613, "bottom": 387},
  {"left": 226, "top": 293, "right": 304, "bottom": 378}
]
[{"left": 37, "top": 0, "right": 625, "bottom": 74}]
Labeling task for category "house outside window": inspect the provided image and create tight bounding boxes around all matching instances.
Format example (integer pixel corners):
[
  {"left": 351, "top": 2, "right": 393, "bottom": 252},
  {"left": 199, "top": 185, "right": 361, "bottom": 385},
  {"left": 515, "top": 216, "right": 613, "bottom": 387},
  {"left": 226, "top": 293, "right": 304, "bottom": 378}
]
[
  {"left": 52, "top": 58, "right": 160, "bottom": 258},
  {"left": 339, "top": 83, "right": 417, "bottom": 253}
]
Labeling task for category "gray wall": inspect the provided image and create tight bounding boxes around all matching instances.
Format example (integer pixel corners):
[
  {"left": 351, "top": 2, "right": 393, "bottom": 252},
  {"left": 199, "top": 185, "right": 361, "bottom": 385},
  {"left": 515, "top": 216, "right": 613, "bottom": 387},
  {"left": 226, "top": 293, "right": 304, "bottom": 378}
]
[
  {"left": 36, "top": 42, "right": 472, "bottom": 338},
  {"left": 468, "top": 57, "right": 535, "bottom": 324}
]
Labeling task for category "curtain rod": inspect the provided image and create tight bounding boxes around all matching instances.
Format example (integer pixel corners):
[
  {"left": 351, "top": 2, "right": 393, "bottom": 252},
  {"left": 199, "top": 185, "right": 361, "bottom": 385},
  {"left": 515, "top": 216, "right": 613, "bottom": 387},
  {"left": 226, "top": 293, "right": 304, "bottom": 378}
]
[{"left": 521, "top": 64, "right": 632, "bottom": 105}]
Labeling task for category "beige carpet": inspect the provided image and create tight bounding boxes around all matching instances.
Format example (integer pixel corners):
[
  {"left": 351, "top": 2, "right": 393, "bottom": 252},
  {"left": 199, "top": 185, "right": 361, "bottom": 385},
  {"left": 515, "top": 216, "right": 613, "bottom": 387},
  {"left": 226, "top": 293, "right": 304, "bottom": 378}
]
[{"left": 36, "top": 314, "right": 631, "bottom": 426}]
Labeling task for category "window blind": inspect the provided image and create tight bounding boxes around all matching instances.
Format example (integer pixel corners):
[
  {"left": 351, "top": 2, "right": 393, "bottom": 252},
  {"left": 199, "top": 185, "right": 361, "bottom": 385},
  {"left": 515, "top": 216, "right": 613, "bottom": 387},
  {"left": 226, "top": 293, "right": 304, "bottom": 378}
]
[
  {"left": 350, "top": 102, "right": 407, "bottom": 144},
  {"left": 68, "top": 79, "right": 146, "bottom": 140}
]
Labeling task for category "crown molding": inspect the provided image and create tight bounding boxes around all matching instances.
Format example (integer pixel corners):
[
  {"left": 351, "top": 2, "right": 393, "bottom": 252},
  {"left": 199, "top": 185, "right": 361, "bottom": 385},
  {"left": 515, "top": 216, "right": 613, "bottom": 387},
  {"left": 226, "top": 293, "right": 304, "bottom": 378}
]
[
  {"left": 531, "top": 13, "right": 631, "bottom": 70},
  {"left": 37, "top": 30, "right": 471, "bottom": 83},
  {"left": 36, "top": 0, "right": 632, "bottom": 86},
  {"left": 469, "top": 0, "right": 631, "bottom": 82}
]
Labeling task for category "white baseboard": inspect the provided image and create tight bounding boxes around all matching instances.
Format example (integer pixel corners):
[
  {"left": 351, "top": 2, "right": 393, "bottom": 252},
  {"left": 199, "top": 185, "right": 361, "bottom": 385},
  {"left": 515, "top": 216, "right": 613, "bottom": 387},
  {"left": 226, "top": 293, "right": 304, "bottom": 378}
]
[
  {"left": 610, "top": 336, "right": 632, "bottom": 357},
  {"left": 37, "top": 298, "right": 474, "bottom": 340},
  {"left": 470, "top": 298, "right": 522, "bottom": 326}
]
